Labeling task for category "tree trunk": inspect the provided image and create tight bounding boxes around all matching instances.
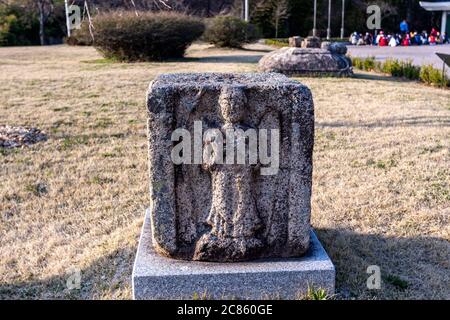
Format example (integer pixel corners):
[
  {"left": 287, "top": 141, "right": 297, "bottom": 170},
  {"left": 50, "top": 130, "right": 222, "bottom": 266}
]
[
  {"left": 38, "top": 1, "right": 45, "bottom": 45},
  {"left": 275, "top": 16, "right": 279, "bottom": 38},
  {"left": 206, "top": 0, "right": 210, "bottom": 17}
]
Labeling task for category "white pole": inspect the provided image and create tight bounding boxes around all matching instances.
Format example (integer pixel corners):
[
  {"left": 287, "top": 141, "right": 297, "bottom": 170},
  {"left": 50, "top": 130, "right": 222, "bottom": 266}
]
[
  {"left": 441, "top": 11, "right": 447, "bottom": 37},
  {"left": 327, "top": 0, "right": 331, "bottom": 40},
  {"left": 244, "top": 0, "right": 249, "bottom": 22},
  {"left": 313, "top": 0, "right": 317, "bottom": 37},
  {"left": 341, "top": 0, "right": 345, "bottom": 39},
  {"left": 65, "top": 0, "right": 71, "bottom": 37}
]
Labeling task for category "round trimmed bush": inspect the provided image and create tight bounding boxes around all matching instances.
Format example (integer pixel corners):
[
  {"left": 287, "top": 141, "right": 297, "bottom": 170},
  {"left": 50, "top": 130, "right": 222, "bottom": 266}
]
[
  {"left": 203, "top": 16, "right": 260, "bottom": 48},
  {"left": 92, "top": 11, "right": 205, "bottom": 61}
]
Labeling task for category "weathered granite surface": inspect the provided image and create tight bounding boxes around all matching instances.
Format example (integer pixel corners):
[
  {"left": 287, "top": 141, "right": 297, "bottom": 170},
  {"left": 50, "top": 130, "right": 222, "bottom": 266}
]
[
  {"left": 133, "top": 208, "right": 335, "bottom": 300},
  {"left": 259, "top": 43, "right": 352, "bottom": 77},
  {"left": 147, "top": 73, "right": 314, "bottom": 262}
]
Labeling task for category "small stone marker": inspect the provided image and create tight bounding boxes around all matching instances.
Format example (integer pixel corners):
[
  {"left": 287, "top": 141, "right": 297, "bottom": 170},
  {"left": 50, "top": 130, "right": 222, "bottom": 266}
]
[
  {"left": 289, "top": 36, "right": 303, "bottom": 47},
  {"left": 301, "top": 36, "right": 321, "bottom": 48},
  {"left": 133, "top": 73, "right": 335, "bottom": 299}
]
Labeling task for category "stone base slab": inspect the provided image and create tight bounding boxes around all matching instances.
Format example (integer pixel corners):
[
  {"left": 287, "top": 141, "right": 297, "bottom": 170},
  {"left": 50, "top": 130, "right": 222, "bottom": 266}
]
[{"left": 132, "top": 208, "right": 335, "bottom": 300}]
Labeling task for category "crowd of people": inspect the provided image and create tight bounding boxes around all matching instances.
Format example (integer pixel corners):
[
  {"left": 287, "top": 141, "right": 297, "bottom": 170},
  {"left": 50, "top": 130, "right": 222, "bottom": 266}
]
[{"left": 349, "top": 20, "right": 449, "bottom": 47}]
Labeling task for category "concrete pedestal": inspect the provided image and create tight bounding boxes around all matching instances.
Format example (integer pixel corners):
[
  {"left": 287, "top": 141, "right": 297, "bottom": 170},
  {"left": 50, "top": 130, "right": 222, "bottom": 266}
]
[{"left": 132, "top": 208, "right": 335, "bottom": 300}]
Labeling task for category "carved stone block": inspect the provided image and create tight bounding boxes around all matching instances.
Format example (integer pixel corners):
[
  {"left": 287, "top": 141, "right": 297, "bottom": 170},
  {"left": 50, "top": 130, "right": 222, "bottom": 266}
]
[{"left": 147, "top": 73, "right": 314, "bottom": 262}]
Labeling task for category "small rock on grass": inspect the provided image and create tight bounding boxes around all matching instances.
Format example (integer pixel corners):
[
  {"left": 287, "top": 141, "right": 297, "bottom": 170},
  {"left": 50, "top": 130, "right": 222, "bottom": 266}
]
[{"left": 0, "top": 125, "right": 47, "bottom": 149}]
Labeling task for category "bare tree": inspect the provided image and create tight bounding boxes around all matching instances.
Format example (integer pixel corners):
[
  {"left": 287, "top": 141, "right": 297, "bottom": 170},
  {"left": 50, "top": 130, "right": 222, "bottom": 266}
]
[
  {"left": 272, "top": 0, "right": 288, "bottom": 38},
  {"left": 35, "top": 0, "right": 53, "bottom": 45}
]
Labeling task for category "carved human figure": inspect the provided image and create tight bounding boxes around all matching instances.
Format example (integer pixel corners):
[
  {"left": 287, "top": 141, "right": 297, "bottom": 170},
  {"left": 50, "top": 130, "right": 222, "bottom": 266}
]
[{"left": 193, "top": 86, "right": 264, "bottom": 261}]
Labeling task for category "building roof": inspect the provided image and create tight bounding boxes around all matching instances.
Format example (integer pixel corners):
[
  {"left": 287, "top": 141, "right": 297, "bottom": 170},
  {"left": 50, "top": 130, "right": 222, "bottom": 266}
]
[{"left": 419, "top": 1, "right": 450, "bottom": 11}]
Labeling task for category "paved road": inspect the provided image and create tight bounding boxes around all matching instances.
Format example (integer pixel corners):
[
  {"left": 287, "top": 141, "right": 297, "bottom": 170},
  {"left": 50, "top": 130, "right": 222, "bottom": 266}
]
[{"left": 347, "top": 44, "right": 450, "bottom": 74}]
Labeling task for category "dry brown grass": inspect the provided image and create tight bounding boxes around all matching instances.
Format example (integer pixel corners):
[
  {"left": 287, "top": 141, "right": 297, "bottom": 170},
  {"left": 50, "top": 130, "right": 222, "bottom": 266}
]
[{"left": 0, "top": 43, "right": 449, "bottom": 300}]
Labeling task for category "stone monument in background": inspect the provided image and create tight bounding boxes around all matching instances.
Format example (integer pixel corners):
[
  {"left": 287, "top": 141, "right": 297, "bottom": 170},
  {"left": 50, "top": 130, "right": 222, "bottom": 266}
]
[
  {"left": 259, "top": 38, "right": 352, "bottom": 77},
  {"left": 132, "top": 73, "right": 335, "bottom": 299}
]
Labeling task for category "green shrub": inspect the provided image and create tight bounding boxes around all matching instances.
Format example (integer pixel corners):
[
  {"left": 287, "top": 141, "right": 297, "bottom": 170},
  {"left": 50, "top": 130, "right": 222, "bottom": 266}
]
[
  {"left": 382, "top": 58, "right": 402, "bottom": 77},
  {"left": 92, "top": 11, "right": 204, "bottom": 61},
  {"left": 401, "top": 60, "right": 420, "bottom": 80},
  {"left": 0, "top": 13, "right": 17, "bottom": 45},
  {"left": 203, "top": 15, "right": 260, "bottom": 48},
  {"left": 380, "top": 59, "right": 391, "bottom": 74},
  {"left": 420, "top": 64, "right": 448, "bottom": 87},
  {"left": 374, "top": 60, "right": 383, "bottom": 73},
  {"left": 420, "top": 65, "right": 432, "bottom": 84},
  {"left": 428, "top": 67, "right": 447, "bottom": 86},
  {"left": 0, "top": 4, "right": 39, "bottom": 46},
  {"left": 391, "top": 60, "right": 403, "bottom": 77},
  {"left": 351, "top": 57, "right": 363, "bottom": 70},
  {"left": 363, "top": 56, "right": 376, "bottom": 71},
  {"left": 264, "top": 38, "right": 288, "bottom": 47},
  {"left": 0, "top": 3, "right": 65, "bottom": 46},
  {"left": 352, "top": 56, "right": 448, "bottom": 88}
]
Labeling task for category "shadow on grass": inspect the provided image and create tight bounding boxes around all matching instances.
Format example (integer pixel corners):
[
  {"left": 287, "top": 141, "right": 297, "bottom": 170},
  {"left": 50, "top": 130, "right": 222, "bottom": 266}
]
[
  {"left": 315, "top": 228, "right": 450, "bottom": 299},
  {"left": 240, "top": 47, "right": 273, "bottom": 53},
  {"left": 0, "top": 246, "right": 135, "bottom": 300},
  {"left": 2, "top": 229, "right": 448, "bottom": 300},
  {"left": 317, "top": 116, "right": 450, "bottom": 128},
  {"left": 351, "top": 72, "right": 409, "bottom": 83},
  {"left": 81, "top": 55, "right": 265, "bottom": 65},
  {"left": 180, "top": 55, "right": 264, "bottom": 64}
]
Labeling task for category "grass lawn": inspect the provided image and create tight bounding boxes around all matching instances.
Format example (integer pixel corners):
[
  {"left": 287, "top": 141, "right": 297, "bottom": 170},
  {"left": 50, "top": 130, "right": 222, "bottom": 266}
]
[{"left": 0, "top": 43, "right": 449, "bottom": 300}]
